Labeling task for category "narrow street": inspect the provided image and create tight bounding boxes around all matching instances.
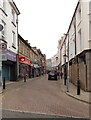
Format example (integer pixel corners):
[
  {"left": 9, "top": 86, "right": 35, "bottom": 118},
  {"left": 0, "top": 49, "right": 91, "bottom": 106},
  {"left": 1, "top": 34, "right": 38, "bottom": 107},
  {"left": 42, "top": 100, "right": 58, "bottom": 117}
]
[{"left": 2, "top": 75, "right": 89, "bottom": 119}]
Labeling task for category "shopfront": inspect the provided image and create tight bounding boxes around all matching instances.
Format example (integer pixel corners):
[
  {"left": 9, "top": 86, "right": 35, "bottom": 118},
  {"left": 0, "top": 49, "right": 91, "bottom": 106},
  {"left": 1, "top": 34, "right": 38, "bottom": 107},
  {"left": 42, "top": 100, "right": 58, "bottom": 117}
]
[
  {"left": 34, "top": 64, "right": 41, "bottom": 77},
  {"left": 18, "top": 56, "right": 30, "bottom": 79},
  {"left": 2, "top": 50, "right": 17, "bottom": 81}
]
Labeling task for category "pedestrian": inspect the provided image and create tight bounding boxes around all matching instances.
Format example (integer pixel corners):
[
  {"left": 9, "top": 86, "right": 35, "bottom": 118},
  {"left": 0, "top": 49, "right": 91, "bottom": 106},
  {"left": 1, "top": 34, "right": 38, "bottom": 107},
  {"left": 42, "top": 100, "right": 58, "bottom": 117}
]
[
  {"left": 60, "top": 71, "right": 63, "bottom": 79},
  {"left": 57, "top": 71, "right": 60, "bottom": 80}
]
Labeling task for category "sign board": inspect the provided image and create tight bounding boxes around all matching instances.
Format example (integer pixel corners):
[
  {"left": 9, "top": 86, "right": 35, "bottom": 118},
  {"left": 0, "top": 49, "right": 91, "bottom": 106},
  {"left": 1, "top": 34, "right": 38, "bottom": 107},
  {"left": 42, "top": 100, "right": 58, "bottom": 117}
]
[
  {"left": 0, "top": 24, "right": 3, "bottom": 31},
  {"left": 0, "top": 43, "right": 7, "bottom": 50},
  {"left": 19, "top": 56, "right": 30, "bottom": 65},
  {"left": 0, "top": 50, "right": 7, "bottom": 61},
  {"left": 7, "top": 50, "right": 16, "bottom": 62},
  {"left": 19, "top": 57, "right": 25, "bottom": 62},
  {"left": 0, "top": 50, "right": 16, "bottom": 61}
]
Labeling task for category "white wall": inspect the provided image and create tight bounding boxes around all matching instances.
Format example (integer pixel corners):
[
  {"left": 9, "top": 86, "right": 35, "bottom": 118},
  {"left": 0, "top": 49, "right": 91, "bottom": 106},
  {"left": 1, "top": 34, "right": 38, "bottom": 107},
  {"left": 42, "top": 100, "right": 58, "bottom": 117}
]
[
  {"left": 0, "top": 0, "right": 19, "bottom": 54},
  {"left": 51, "top": 54, "right": 59, "bottom": 68},
  {"left": 76, "top": 1, "right": 90, "bottom": 54},
  {"left": 67, "top": 0, "right": 91, "bottom": 61}
]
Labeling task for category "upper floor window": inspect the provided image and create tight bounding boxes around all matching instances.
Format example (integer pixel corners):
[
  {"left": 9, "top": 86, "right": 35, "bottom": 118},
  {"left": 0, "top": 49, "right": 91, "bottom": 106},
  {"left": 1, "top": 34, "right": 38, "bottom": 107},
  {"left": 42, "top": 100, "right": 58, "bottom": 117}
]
[
  {"left": 12, "top": 9, "right": 15, "bottom": 23},
  {"left": 89, "top": 21, "right": 91, "bottom": 40},
  {"left": 12, "top": 31, "right": 16, "bottom": 47},
  {"left": 1, "top": 20, "right": 6, "bottom": 40},
  {"left": 78, "top": 7, "right": 81, "bottom": 23},
  {"left": 78, "top": 29, "right": 81, "bottom": 51},
  {"left": 0, "top": 0, "right": 3, "bottom": 8},
  {"left": 0, "top": 0, "right": 6, "bottom": 11},
  {"left": 89, "top": 1, "right": 91, "bottom": 13}
]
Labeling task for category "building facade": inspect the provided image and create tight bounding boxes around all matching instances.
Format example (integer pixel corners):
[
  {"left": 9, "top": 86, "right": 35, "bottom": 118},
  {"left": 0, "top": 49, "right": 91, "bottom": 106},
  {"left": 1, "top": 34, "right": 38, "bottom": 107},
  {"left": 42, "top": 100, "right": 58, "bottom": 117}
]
[
  {"left": 46, "top": 59, "right": 52, "bottom": 71},
  {"left": 0, "top": 0, "right": 20, "bottom": 81},
  {"left": 18, "top": 35, "right": 46, "bottom": 79},
  {"left": 59, "top": 0, "right": 91, "bottom": 91},
  {"left": 18, "top": 34, "right": 32, "bottom": 79}
]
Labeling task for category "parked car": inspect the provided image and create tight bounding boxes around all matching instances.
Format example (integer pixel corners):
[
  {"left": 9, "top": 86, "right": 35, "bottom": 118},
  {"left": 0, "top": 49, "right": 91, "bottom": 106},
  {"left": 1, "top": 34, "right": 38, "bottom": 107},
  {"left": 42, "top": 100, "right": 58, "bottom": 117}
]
[{"left": 48, "top": 71, "right": 57, "bottom": 80}]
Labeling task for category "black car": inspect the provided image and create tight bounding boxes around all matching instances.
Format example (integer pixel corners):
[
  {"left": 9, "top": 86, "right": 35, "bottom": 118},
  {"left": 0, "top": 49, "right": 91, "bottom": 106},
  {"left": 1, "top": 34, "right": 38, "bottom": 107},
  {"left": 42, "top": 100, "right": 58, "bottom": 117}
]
[{"left": 48, "top": 71, "right": 57, "bottom": 80}]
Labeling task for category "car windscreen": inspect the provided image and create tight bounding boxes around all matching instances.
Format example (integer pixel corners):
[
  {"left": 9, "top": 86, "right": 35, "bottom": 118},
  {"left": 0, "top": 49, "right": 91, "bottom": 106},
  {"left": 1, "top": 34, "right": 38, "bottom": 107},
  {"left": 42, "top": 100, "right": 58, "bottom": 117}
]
[{"left": 49, "top": 72, "right": 55, "bottom": 75}]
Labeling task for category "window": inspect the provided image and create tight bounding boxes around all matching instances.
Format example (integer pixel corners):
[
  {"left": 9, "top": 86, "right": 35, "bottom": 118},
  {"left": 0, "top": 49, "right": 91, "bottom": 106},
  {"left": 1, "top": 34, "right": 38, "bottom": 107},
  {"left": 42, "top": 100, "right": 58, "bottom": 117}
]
[
  {"left": 89, "top": 21, "right": 91, "bottom": 40},
  {"left": 78, "top": 7, "right": 81, "bottom": 23},
  {"left": 0, "top": 0, "right": 3, "bottom": 7},
  {"left": 0, "top": 0, "right": 6, "bottom": 11},
  {"left": 1, "top": 20, "right": 6, "bottom": 40},
  {"left": 89, "top": 1, "right": 91, "bottom": 13},
  {"left": 12, "top": 9, "right": 15, "bottom": 23},
  {"left": 3, "top": 0, "right": 6, "bottom": 11},
  {"left": 78, "top": 29, "right": 81, "bottom": 51},
  {"left": 12, "top": 31, "right": 16, "bottom": 47}
]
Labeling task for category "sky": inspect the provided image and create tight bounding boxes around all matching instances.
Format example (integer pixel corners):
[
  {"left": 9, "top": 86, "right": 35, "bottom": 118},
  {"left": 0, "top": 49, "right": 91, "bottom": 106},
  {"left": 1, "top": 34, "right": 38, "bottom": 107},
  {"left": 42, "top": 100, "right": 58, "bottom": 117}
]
[{"left": 14, "top": 0, "right": 78, "bottom": 59}]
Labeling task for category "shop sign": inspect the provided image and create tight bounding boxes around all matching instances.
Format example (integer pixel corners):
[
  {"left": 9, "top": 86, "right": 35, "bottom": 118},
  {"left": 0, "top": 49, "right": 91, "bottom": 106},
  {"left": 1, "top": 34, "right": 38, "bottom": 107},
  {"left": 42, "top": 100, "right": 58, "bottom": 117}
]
[
  {"left": 7, "top": 50, "right": 16, "bottom": 62},
  {"left": 19, "top": 56, "right": 25, "bottom": 62},
  {"left": 19, "top": 56, "right": 30, "bottom": 65},
  {"left": 0, "top": 50, "right": 7, "bottom": 61},
  {"left": 0, "top": 50, "right": 16, "bottom": 61}
]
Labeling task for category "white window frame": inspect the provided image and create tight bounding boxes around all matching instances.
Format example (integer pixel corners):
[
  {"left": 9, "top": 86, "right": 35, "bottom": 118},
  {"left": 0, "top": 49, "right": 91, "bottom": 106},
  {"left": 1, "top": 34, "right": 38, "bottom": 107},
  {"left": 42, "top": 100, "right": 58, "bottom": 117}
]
[
  {"left": 12, "top": 9, "right": 15, "bottom": 24},
  {"left": 12, "top": 31, "right": 16, "bottom": 47},
  {"left": 89, "top": 1, "right": 91, "bottom": 14},
  {"left": 89, "top": 21, "right": 91, "bottom": 41},
  {"left": 78, "top": 29, "right": 81, "bottom": 51},
  {"left": 1, "top": 20, "right": 6, "bottom": 40}
]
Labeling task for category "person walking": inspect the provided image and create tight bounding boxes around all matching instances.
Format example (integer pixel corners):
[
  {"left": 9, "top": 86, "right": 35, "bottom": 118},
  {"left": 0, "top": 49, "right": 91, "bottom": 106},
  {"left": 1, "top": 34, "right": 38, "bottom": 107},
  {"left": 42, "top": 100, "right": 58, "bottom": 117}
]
[{"left": 60, "top": 71, "right": 63, "bottom": 79}]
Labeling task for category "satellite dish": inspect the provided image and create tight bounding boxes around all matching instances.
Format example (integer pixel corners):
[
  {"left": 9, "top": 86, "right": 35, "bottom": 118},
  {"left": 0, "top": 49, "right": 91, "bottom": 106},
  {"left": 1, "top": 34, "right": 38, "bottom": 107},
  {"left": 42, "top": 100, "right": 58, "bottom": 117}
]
[{"left": 0, "top": 24, "right": 3, "bottom": 31}]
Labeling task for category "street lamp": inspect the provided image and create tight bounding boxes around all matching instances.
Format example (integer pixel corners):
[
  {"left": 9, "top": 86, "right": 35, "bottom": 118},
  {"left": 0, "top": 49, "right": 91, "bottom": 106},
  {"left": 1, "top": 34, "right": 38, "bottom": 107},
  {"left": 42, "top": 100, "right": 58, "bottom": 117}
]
[{"left": 63, "top": 33, "right": 69, "bottom": 92}]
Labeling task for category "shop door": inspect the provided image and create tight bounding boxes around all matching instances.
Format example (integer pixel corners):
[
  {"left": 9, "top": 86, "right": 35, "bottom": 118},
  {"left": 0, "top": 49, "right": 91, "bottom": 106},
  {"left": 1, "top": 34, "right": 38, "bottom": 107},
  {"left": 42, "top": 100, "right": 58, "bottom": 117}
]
[{"left": 2, "top": 65, "right": 9, "bottom": 81}]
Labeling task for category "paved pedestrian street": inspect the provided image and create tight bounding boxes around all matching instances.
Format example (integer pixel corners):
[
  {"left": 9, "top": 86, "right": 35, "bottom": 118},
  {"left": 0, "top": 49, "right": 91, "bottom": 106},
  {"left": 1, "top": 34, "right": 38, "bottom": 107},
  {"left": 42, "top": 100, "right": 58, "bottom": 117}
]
[{"left": 1, "top": 75, "right": 90, "bottom": 119}]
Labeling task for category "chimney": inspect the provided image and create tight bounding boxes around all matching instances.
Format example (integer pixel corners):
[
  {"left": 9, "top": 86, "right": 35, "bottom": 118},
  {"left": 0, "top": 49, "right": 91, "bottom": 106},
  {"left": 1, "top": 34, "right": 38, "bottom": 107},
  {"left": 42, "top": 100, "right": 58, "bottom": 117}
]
[
  {"left": 28, "top": 43, "right": 30, "bottom": 45},
  {"left": 33, "top": 47, "right": 36, "bottom": 49},
  {"left": 26, "top": 40, "right": 28, "bottom": 43}
]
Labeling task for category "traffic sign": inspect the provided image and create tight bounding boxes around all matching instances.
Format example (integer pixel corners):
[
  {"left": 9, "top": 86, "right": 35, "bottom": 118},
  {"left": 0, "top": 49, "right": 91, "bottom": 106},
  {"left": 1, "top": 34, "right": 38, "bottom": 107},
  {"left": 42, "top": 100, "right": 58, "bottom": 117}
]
[
  {"left": 0, "top": 43, "right": 7, "bottom": 50},
  {"left": 0, "top": 24, "right": 3, "bottom": 31}
]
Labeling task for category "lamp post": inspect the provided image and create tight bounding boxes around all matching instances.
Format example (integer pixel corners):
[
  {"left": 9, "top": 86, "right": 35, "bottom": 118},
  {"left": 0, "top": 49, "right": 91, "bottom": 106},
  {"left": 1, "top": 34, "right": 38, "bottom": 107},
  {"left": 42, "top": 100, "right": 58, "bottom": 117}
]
[{"left": 63, "top": 33, "right": 69, "bottom": 92}]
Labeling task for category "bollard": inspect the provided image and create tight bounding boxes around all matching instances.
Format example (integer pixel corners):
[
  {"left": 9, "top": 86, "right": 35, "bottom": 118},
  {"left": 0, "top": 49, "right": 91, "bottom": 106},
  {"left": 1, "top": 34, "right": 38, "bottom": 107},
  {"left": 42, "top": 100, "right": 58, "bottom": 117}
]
[
  {"left": 3, "top": 77, "right": 5, "bottom": 89},
  {"left": 77, "top": 80, "right": 80, "bottom": 95},
  {"left": 24, "top": 76, "right": 26, "bottom": 82}
]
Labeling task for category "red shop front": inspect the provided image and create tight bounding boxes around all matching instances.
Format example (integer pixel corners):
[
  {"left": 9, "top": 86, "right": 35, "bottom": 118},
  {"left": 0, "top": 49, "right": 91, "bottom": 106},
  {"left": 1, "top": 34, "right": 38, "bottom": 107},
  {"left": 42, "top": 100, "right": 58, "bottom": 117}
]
[{"left": 18, "top": 56, "right": 31, "bottom": 79}]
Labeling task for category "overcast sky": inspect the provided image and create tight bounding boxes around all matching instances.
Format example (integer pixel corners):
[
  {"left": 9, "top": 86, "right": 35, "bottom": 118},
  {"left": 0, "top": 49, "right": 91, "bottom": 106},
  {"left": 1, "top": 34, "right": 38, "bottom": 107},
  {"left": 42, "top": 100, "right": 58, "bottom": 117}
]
[{"left": 14, "top": 0, "right": 78, "bottom": 59}]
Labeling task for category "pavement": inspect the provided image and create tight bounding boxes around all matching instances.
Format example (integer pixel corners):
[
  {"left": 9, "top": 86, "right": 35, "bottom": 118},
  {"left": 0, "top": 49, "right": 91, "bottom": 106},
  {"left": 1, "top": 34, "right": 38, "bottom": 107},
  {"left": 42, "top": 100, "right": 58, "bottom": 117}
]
[
  {"left": 58, "top": 78, "right": 91, "bottom": 104},
  {"left": 0, "top": 75, "right": 91, "bottom": 104}
]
